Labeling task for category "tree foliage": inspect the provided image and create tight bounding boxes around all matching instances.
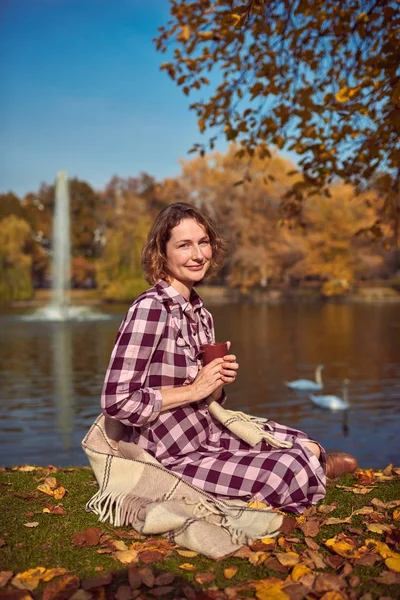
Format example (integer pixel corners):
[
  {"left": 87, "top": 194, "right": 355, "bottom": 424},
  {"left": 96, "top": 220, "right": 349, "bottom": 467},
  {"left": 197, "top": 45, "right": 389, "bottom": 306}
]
[
  {"left": 155, "top": 0, "right": 400, "bottom": 220},
  {"left": 0, "top": 215, "right": 33, "bottom": 304}
]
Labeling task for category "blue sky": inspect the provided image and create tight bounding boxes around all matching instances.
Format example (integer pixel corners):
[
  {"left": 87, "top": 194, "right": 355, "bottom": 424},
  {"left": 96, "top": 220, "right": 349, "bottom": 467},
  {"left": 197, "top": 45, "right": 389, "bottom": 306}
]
[{"left": 1, "top": 0, "right": 230, "bottom": 197}]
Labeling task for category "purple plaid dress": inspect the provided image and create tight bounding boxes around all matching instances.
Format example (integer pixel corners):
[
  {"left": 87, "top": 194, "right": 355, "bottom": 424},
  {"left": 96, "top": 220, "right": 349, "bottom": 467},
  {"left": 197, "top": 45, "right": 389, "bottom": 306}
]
[{"left": 102, "top": 280, "right": 326, "bottom": 513}]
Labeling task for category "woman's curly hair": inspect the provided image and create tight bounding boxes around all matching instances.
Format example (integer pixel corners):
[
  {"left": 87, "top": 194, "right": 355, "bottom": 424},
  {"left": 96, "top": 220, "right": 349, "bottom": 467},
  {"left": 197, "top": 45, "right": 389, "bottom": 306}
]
[{"left": 141, "top": 202, "right": 227, "bottom": 285}]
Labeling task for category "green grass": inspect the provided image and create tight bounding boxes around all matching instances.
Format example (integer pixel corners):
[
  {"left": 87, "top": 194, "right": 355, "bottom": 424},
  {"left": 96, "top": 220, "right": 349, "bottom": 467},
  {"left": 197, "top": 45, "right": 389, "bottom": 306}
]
[{"left": 0, "top": 467, "right": 399, "bottom": 599}]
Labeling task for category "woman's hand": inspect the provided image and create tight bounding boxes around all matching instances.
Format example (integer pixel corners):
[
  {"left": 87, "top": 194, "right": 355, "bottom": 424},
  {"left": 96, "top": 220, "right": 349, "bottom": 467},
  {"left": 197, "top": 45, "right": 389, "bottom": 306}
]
[
  {"left": 208, "top": 341, "right": 239, "bottom": 402},
  {"left": 190, "top": 359, "right": 224, "bottom": 402}
]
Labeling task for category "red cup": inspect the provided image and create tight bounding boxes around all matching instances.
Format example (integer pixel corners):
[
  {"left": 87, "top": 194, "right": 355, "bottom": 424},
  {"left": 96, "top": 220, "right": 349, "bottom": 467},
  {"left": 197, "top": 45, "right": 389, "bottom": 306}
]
[{"left": 200, "top": 342, "right": 229, "bottom": 366}]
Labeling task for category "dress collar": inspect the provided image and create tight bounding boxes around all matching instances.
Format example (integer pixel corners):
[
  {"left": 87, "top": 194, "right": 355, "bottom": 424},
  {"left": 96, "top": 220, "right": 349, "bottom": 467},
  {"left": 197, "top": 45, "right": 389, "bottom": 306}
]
[{"left": 155, "top": 279, "right": 204, "bottom": 314}]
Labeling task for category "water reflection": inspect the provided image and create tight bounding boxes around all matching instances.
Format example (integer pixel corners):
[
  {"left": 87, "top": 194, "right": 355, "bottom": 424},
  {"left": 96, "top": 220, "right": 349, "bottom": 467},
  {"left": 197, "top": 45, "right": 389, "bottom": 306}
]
[{"left": 0, "top": 302, "right": 399, "bottom": 468}]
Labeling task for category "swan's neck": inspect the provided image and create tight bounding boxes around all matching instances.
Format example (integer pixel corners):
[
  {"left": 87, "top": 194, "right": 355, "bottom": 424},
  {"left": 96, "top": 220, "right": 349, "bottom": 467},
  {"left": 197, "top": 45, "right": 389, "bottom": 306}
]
[
  {"left": 342, "top": 383, "right": 349, "bottom": 403},
  {"left": 315, "top": 368, "right": 323, "bottom": 385}
]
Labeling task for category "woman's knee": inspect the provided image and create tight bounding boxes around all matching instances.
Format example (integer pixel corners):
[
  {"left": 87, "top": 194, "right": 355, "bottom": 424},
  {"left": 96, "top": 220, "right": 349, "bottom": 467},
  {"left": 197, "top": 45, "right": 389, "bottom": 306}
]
[{"left": 302, "top": 441, "right": 321, "bottom": 460}]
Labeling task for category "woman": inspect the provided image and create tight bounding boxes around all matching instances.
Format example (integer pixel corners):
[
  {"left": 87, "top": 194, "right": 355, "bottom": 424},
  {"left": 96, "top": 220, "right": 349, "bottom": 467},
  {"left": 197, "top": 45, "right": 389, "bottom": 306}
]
[{"left": 102, "top": 202, "right": 357, "bottom": 514}]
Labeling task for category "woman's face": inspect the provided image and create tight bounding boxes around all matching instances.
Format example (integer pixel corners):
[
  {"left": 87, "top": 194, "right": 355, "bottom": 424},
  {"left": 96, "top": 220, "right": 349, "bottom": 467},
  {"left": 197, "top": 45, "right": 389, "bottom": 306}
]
[{"left": 165, "top": 218, "right": 212, "bottom": 292}]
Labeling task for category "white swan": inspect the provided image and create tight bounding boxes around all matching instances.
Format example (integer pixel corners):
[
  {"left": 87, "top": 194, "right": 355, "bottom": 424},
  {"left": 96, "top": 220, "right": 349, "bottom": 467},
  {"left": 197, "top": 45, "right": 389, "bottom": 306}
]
[
  {"left": 310, "top": 379, "right": 350, "bottom": 411},
  {"left": 285, "top": 365, "right": 324, "bottom": 391}
]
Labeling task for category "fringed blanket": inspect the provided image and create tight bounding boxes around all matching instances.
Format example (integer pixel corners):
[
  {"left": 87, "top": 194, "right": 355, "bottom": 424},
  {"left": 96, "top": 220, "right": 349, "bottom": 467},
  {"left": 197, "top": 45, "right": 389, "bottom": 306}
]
[{"left": 82, "top": 414, "right": 283, "bottom": 559}]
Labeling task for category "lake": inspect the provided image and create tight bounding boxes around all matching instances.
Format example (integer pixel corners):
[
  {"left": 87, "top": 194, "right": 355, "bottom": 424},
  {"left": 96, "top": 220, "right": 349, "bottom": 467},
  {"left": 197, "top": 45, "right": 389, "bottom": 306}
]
[{"left": 0, "top": 301, "right": 399, "bottom": 469}]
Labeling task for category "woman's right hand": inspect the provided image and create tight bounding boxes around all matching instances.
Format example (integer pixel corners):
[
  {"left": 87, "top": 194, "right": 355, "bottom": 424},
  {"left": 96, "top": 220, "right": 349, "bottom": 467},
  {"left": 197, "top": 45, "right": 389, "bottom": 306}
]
[{"left": 190, "top": 359, "right": 224, "bottom": 402}]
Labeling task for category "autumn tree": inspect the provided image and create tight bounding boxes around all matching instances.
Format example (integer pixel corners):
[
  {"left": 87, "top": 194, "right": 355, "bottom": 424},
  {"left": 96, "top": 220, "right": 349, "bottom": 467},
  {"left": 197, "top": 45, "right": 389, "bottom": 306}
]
[
  {"left": 155, "top": 0, "right": 399, "bottom": 237},
  {"left": 0, "top": 215, "right": 33, "bottom": 304}
]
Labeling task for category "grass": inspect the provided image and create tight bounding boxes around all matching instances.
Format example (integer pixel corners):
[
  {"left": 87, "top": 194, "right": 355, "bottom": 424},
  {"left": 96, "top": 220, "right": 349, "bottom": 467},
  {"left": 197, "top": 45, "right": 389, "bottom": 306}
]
[{"left": 0, "top": 466, "right": 399, "bottom": 599}]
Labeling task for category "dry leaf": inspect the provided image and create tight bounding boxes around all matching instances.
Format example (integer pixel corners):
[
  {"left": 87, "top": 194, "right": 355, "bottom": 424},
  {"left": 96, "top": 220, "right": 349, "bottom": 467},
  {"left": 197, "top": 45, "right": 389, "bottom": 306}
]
[
  {"left": 16, "top": 466, "right": 36, "bottom": 472},
  {"left": 23, "top": 522, "right": 39, "bottom": 528},
  {"left": 298, "top": 519, "right": 320, "bottom": 537},
  {"left": 148, "top": 585, "right": 175, "bottom": 596},
  {"left": 12, "top": 568, "right": 46, "bottom": 590},
  {"left": 37, "top": 484, "right": 54, "bottom": 497},
  {"left": 43, "top": 477, "right": 58, "bottom": 489},
  {"left": 115, "top": 549, "right": 139, "bottom": 565},
  {"left": 53, "top": 486, "right": 67, "bottom": 500},
  {"left": 249, "top": 551, "right": 269, "bottom": 566},
  {"left": 324, "top": 516, "right": 353, "bottom": 526},
  {"left": 385, "top": 556, "right": 400, "bottom": 572},
  {"left": 353, "top": 507, "right": 374, "bottom": 516},
  {"left": 112, "top": 540, "right": 128, "bottom": 552},
  {"left": 318, "top": 592, "right": 346, "bottom": 600},
  {"left": 154, "top": 572, "right": 175, "bottom": 586},
  {"left": 0, "top": 572, "right": 14, "bottom": 587},
  {"left": 138, "top": 567, "right": 154, "bottom": 588},
  {"left": 71, "top": 527, "right": 102, "bottom": 547},
  {"left": 42, "top": 569, "right": 67, "bottom": 582},
  {"left": 81, "top": 573, "right": 112, "bottom": 590},
  {"left": 325, "top": 536, "right": 360, "bottom": 559},
  {"left": 139, "top": 550, "right": 165, "bottom": 564},
  {"left": 224, "top": 566, "right": 238, "bottom": 579},
  {"left": 194, "top": 573, "right": 215, "bottom": 585},
  {"left": 291, "top": 564, "right": 311, "bottom": 582},
  {"left": 42, "top": 575, "right": 80, "bottom": 600},
  {"left": 176, "top": 550, "right": 198, "bottom": 557},
  {"left": 335, "top": 484, "right": 375, "bottom": 494},
  {"left": 127, "top": 566, "right": 142, "bottom": 589},
  {"left": 393, "top": 509, "right": 400, "bottom": 520},
  {"left": 254, "top": 580, "right": 289, "bottom": 600},
  {"left": 178, "top": 563, "right": 196, "bottom": 571},
  {"left": 317, "top": 504, "right": 338, "bottom": 515},
  {"left": 248, "top": 499, "right": 268, "bottom": 509},
  {"left": 275, "top": 552, "right": 299, "bottom": 567},
  {"left": 365, "top": 539, "right": 398, "bottom": 559},
  {"left": 314, "top": 573, "right": 346, "bottom": 593},
  {"left": 366, "top": 523, "right": 392, "bottom": 534},
  {"left": 114, "top": 585, "right": 133, "bottom": 600}
]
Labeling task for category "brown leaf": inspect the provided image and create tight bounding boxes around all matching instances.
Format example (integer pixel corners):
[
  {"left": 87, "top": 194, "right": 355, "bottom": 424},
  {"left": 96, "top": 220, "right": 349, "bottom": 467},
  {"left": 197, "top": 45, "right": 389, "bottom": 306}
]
[
  {"left": 307, "top": 550, "right": 327, "bottom": 569},
  {"left": 138, "top": 567, "right": 155, "bottom": 588},
  {"left": 42, "top": 575, "right": 80, "bottom": 600},
  {"left": 139, "top": 550, "right": 165, "bottom": 564},
  {"left": 43, "top": 505, "right": 68, "bottom": 515},
  {"left": 114, "top": 585, "right": 133, "bottom": 600},
  {"left": 282, "top": 583, "right": 309, "bottom": 600},
  {"left": 324, "top": 515, "right": 353, "bottom": 526},
  {"left": 114, "top": 550, "right": 139, "bottom": 565},
  {"left": 298, "top": 519, "right": 320, "bottom": 537},
  {"left": 280, "top": 516, "right": 298, "bottom": 534},
  {"left": 148, "top": 586, "right": 176, "bottom": 596},
  {"left": 373, "top": 570, "right": 400, "bottom": 584},
  {"left": 324, "top": 555, "right": 345, "bottom": 570},
  {"left": 127, "top": 566, "right": 142, "bottom": 590},
  {"left": 275, "top": 552, "right": 299, "bottom": 566},
  {"left": 0, "top": 539, "right": 6, "bottom": 548},
  {"left": 263, "top": 557, "right": 289, "bottom": 573},
  {"left": 81, "top": 573, "right": 112, "bottom": 590},
  {"left": 314, "top": 574, "right": 346, "bottom": 593},
  {"left": 71, "top": 527, "right": 102, "bottom": 547},
  {"left": 195, "top": 573, "right": 215, "bottom": 585},
  {"left": 176, "top": 550, "right": 198, "bottom": 558},
  {"left": 182, "top": 586, "right": 197, "bottom": 600},
  {"left": 233, "top": 546, "right": 255, "bottom": 559},
  {"left": 154, "top": 572, "right": 175, "bottom": 586},
  {"left": 317, "top": 503, "right": 338, "bottom": 515},
  {"left": 0, "top": 572, "right": 14, "bottom": 588},
  {"left": 353, "top": 552, "right": 379, "bottom": 566},
  {"left": 304, "top": 537, "right": 320, "bottom": 551},
  {"left": 0, "top": 591, "right": 33, "bottom": 600},
  {"left": 349, "top": 575, "right": 361, "bottom": 587},
  {"left": 12, "top": 568, "right": 46, "bottom": 591}
]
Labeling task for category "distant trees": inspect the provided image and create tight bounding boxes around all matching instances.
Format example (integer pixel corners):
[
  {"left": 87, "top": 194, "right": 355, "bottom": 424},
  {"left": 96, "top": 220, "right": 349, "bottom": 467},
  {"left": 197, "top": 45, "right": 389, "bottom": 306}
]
[{"left": 0, "top": 215, "right": 33, "bottom": 304}]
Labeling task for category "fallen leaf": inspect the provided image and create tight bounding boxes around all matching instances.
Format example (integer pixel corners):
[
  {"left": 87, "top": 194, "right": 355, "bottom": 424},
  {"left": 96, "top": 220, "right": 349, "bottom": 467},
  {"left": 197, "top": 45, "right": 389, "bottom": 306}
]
[
  {"left": 138, "top": 567, "right": 154, "bottom": 588},
  {"left": 81, "top": 573, "right": 112, "bottom": 590},
  {"left": 139, "top": 550, "right": 165, "bottom": 564},
  {"left": 353, "top": 507, "right": 374, "bottom": 516},
  {"left": 224, "top": 566, "right": 238, "bottom": 579},
  {"left": 127, "top": 566, "right": 142, "bottom": 589},
  {"left": 0, "top": 591, "right": 33, "bottom": 600},
  {"left": 263, "top": 557, "right": 289, "bottom": 573},
  {"left": 280, "top": 517, "right": 297, "bottom": 534},
  {"left": 114, "top": 549, "right": 139, "bottom": 565},
  {"left": 248, "top": 499, "right": 268, "bottom": 509},
  {"left": 71, "top": 527, "right": 102, "bottom": 547},
  {"left": 291, "top": 565, "right": 311, "bottom": 582},
  {"left": 254, "top": 580, "right": 289, "bottom": 600},
  {"left": 43, "top": 505, "right": 67, "bottom": 515},
  {"left": 112, "top": 541, "right": 129, "bottom": 552},
  {"left": 318, "top": 593, "right": 346, "bottom": 600},
  {"left": 354, "top": 469, "right": 376, "bottom": 485},
  {"left": 42, "top": 575, "right": 80, "bottom": 600},
  {"left": 179, "top": 563, "right": 196, "bottom": 571},
  {"left": 298, "top": 519, "right": 320, "bottom": 537},
  {"left": 335, "top": 484, "right": 375, "bottom": 494},
  {"left": 314, "top": 573, "right": 346, "bottom": 593},
  {"left": 324, "top": 516, "right": 353, "bottom": 526},
  {"left": 114, "top": 585, "right": 133, "bottom": 600},
  {"left": 195, "top": 573, "right": 215, "bottom": 585},
  {"left": 307, "top": 550, "right": 327, "bottom": 569},
  {"left": 176, "top": 549, "right": 198, "bottom": 558},
  {"left": 12, "top": 567, "right": 46, "bottom": 591},
  {"left": 16, "top": 465, "right": 36, "bottom": 472},
  {"left": 23, "top": 522, "right": 39, "bottom": 528},
  {"left": 385, "top": 556, "right": 400, "bottom": 572},
  {"left": 365, "top": 539, "right": 398, "bottom": 559},
  {"left": 148, "top": 586, "right": 176, "bottom": 596},
  {"left": 249, "top": 551, "right": 269, "bottom": 566},
  {"left": 325, "top": 536, "right": 360, "bottom": 559},
  {"left": 53, "top": 486, "right": 67, "bottom": 500},
  {"left": 317, "top": 504, "right": 338, "bottom": 515},
  {"left": 42, "top": 568, "right": 68, "bottom": 582},
  {"left": 304, "top": 537, "right": 320, "bottom": 551},
  {"left": 393, "top": 509, "right": 400, "bottom": 520},
  {"left": 0, "top": 572, "right": 14, "bottom": 587},
  {"left": 43, "top": 477, "right": 58, "bottom": 489},
  {"left": 366, "top": 523, "right": 393, "bottom": 534},
  {"left": 37, "top": 484, "right": 54, "bottom": 496},
  {"left": 275, "top": 552, "right": 299, "bottom": 567},
  {"left": 373, "top": 570, "right": 400, "bottom": 584},
  {"left": 282, "top": 582, "right": 309, "bottom": 600},
  {"left": 154, "top": 572, "right": 175, "bottom": 586}
]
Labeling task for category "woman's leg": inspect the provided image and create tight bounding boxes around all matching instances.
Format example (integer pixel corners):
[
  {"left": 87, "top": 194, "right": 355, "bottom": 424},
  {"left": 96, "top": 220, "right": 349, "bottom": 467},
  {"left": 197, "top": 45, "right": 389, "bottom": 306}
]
[{"left": 302, "top": 441, "right": 321, "bottom": 460}]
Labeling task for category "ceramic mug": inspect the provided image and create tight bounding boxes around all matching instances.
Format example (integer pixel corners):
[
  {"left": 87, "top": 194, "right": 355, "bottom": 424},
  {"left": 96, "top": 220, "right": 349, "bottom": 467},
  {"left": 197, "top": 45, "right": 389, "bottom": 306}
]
[{"left": 200, "top": 342, "right": 229, "bottom": 365}]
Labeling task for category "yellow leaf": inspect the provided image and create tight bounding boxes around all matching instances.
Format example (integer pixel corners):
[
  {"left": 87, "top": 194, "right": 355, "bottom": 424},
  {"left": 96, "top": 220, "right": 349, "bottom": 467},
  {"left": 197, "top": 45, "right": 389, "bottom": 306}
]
[
  {"left": 319, "top": 592, "right": 346, "bottom": 600},
  {"left": 261, "top": 537, "right": 276, "bottom": 545},
  {"left": 178, "top": 563, "right": 196, "bottom": 571},
  {"left": 255, "top": 582, "right": 289, "bottom": 600},
  {"left": 53, "top": 486, "right": 67, "bottom": 500},
  {"left": 12, "top": 567, "right": 46, "bottom": 590},
  {"left": 335, "top": 86, "right": 361, "bottom": 103},
  {"left": 176, "top": 550, "right": 198, "bottom": 557},
  {"left": 112, "top": 540, "right": 128, "bottom": 552},
  {"left": 42, "top": 568, "right": 68, "bottom": 582},
  {"left": 23, "top": 522, "right": 39, "bottom": 528},
  {"left": 248, "top": 499, "right": 268, "bottom": 509},
  {"left": 224, "top": 566, "right": 238, "bottom": 579},
  {"left": 37, "top": 483, "right": 54, "bottom": 496},
  {"left": 114, "top": 549, "right": 139, "bottom": 564},
  {"left": 291, "top": 564, "right": 311, "bottom": 581},
  {"left": 249, "top": 551, "right": 269, "bottom": 566},
  {"left": 16, "top": 465, "right": 36, "bottom": 472},
  {"left": 365, "top": 539, "right": 398, "bottom": 559},
  {"left": 393, "top": 509, "right": 400, "bottom": 520},
  {"left": 366, "top": 523, "right": 392, "bottom": 534},
  {"left": 230, "top": 13, "right": 242, "bottom": 27},
  {"left": 353, "top": 507, "right": 374, "bottom": 516},
  {"left": 325, "top": 537, "right": 360, "bottom": 558},
  {"left": 385, "top": 556, "right": 400, "bottom": 572},
  {"left": 42, "top": 508, "right": 51, "bottom": 513},
  {"left": 275, "top": 552, "right": 299, "bottom": 566},
  {"left": 44, "top": 477, "right": 58, "bottom": 489}
]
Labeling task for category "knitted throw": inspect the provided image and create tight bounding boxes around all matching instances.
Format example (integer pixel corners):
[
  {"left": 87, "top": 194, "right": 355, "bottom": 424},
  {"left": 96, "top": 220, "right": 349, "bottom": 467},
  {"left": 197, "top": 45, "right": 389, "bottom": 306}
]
[
  {"left": 207, "top": 399, "right": 293, "bottom": 449},
  {"left": 82, "top": 414, "right": 284, "bottom": 559}
]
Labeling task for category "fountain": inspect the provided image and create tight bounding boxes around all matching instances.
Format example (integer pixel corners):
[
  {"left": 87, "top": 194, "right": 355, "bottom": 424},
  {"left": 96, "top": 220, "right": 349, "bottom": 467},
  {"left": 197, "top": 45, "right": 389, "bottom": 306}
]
[{"left": 24, "top": 171, "right": 110, "bottom": 321}]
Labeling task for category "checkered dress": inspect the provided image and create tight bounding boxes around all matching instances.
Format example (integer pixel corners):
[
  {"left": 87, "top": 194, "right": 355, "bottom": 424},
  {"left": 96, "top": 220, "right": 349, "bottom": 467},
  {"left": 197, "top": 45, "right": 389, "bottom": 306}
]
[{"left": 102, "top": 280, "right": 326, "bottom": 513}]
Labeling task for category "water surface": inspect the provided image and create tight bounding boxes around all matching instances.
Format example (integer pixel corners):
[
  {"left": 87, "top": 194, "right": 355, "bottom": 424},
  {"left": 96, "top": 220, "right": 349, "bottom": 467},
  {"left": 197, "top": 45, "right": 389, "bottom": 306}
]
[{"left": 0, "top": 302, "right": 399, "bottom": 468}]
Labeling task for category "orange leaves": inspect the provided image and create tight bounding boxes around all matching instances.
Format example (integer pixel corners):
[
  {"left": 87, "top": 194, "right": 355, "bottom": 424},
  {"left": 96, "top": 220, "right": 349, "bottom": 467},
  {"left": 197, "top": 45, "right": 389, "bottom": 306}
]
[
  {"left": 37, "top": 477, "right": 67, "bottom": 500},
  {"left": 11, "top": 568, "right": 68, "bottom": 591}
]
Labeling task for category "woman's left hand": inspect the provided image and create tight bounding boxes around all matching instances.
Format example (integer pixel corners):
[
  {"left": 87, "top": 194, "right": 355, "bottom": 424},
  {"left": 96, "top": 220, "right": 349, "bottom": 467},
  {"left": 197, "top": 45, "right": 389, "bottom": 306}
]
[{"left": 218, "top": 340, "right": 239, "bottom": 386}]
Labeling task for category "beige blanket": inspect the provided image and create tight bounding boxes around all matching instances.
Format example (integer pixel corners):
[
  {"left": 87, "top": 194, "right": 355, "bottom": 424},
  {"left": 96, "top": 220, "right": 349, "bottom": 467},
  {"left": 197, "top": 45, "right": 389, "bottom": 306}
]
[{"left": 82, "top": 414, "right": 283, "bottom": 559}]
